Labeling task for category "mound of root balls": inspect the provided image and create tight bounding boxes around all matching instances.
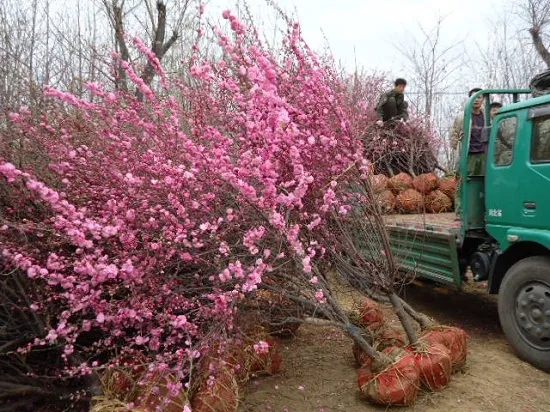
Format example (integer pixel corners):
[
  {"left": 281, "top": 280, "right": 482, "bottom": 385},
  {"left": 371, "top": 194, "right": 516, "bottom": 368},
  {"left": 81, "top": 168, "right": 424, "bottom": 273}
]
[
  {"left": 92, "top": 323, "right": 287, "bottom": 412},
  {"left": 351, "top": 298, "right": 468, "bottom": 407},
  {"left": 371, "top": 172, "right": 456, "bottom": 214}
]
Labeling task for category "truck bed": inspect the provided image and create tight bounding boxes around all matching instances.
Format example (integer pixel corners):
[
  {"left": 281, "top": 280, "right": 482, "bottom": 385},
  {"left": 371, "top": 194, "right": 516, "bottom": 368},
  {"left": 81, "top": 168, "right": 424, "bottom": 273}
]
[
  {"left": 380, "top": 212, "right": 462, "bottom": 286},
  {"left": 383, "top": 212, "right": 460, "bottom": 233}
]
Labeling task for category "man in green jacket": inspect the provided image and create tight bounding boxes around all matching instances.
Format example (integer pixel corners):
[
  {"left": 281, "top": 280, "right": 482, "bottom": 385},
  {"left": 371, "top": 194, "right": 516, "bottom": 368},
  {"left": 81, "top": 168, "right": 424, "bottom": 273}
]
[{"left": 375, "top": 78, "right": 409, "bottom": 125}]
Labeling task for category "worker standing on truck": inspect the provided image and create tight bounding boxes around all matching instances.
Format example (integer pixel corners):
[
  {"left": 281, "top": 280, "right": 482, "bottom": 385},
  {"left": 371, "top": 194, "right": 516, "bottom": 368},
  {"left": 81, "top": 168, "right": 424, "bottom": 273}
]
[
  {"left": 375, "top": 78, "right": 409, "bottom": 126},
  {"left": 450, "top": 87, "right": 486, "bottom": 215},
  {"left": 490, "top": 101, "right": 503, "bottom": 119}
]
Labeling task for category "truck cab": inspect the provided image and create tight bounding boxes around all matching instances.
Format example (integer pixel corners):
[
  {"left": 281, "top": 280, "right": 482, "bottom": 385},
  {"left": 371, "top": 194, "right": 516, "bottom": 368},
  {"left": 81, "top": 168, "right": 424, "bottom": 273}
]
[
  {"left": 448, "top": 89, "right": 550, "bottom": 372},
  {"left": 469, "top": 90, "right": 550, "bottom": 373}
]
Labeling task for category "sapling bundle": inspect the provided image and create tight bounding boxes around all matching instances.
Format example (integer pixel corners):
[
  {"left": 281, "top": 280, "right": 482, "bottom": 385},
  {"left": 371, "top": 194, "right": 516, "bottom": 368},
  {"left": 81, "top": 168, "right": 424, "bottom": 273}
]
[
  {"left": 361, "top": 120, "right": 439, "bottom": 177},
  {"left": 388, "top": 172, "right": 414, "bottom": 193},
  {"left": 396, "top": 188, "right": 425, "bottom": 213},
  {"left": 317, "top": 165, "right": 467, "bottom": 405}
]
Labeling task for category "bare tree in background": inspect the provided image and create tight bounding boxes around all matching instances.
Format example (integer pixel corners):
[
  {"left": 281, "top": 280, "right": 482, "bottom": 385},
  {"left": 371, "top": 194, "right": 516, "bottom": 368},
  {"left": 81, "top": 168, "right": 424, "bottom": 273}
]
[
  {"left": 521, "top": 0, "right": 550, "bottom": 66},
  {"left": 101, "top": 0, "right": 192, "bottom": 99},
  {"left": 0, "top": 0, "right": 201, "bottom": 171},
  {"left": 394, "top": 15, "right": 465, "bottom": 172},
  {"left": 398, "top": 15, "right": 464, "bottom": 119},
  {"left": 0, "top": 1, "right": 50, "bottom": 110},
  {"left": 0, "top": 0, "right": 196, "bottom": 109},
  {"left": 434, "top": 99, "right": 463, "bottom": 171},
  {"left": 477, "top": 7, "right": 545, "bottom": 97}
]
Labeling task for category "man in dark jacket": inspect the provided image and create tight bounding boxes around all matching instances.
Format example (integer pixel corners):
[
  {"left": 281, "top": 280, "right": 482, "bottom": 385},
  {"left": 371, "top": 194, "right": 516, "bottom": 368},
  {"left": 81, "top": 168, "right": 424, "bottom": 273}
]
[
  {"left": 452, "top": 87, "right": 486, "bottom": 218},
  {"left": 375, "top": 78, "right": 409, "bottom": 125}
]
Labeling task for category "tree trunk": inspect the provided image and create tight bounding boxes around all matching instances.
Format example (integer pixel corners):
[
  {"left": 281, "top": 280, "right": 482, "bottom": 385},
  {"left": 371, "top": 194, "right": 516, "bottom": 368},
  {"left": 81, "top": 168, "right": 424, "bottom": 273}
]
[
  {"left": 112, "top": 4, "right": 130, "bottom": 92},
  {"left": 345, "top": 323, "right": 389, "bottom": 369},
  {"left": 529, "top": 27, "right": 550, "bottom": 67},
  {"left": 136, "top": 1, "right": 179, "bottom": 101},
  {"left": 399, "top": 296, "right": 434, "bottom": 329},
  {"left": 388, "top": 292, "right": 419, "bottom": 345}
]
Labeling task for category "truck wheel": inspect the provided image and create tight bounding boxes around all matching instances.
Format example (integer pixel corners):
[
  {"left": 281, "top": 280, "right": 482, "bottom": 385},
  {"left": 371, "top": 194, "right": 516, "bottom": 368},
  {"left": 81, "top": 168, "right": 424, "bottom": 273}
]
[{"left": 498, "top": 256, "right": 550, "bottom": 372}]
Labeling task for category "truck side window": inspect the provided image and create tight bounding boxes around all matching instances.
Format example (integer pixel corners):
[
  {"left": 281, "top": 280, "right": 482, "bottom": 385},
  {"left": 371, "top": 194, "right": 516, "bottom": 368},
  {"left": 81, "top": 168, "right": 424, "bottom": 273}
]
[
  {"left": 531, "top": 116, "right": 550, "bottom": 163},
  {"left": 494, "top": 117, "right": 517, "bottom": 166}
]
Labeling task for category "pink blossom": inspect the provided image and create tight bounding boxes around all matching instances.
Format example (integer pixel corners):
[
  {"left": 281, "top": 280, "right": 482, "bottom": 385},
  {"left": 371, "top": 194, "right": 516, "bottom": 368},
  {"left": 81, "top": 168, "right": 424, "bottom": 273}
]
[
  {"left": 219, "top": 242, "right": 229, "bottom": 255},
  {"left": 243, "top": 226, "right": 266, "bottom": 255},
  {"left": 172, "top": 315, "right": 188, "bottom": 329},
  {"left": 45, "top": 329, "right": 58, "bottom": 342},
  {"left": 302, "top": 256, "right": 312, "bottom": 273},
  {"left": 135, "top": 336, "right": 149, "bottom": 345},
  {"left": 315, "top": 289, "right": 326, "bottom": 304},
  {"left": 8, "top": 112, "right": 20, "bottom": 121},
  {"left": 0, "top": 162, "right": 21, "bottom": 182},
  {"left": 219, "top": 269, "right": 232, "bottom": 283},
  {"left": 253, "top": 340, "right": 270, "bottom": 354},
  {"left": 101, "top": 225, "right": 118, "bottom": 238}
]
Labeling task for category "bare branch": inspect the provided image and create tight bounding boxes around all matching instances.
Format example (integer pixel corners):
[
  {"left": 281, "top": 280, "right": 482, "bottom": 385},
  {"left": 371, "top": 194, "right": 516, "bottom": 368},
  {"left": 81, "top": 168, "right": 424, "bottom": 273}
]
[
  {"left": 136, "top": 0, "right": 189, "bottom": 100},
  {"left": 529, "top": 25, "right": 550, "bottom": 66},
  {"left": 520, "top": 0, "right": 550, "bottom": 66},
  {"left": 111, "top": 1, "right": 131, "bottom": 91}
]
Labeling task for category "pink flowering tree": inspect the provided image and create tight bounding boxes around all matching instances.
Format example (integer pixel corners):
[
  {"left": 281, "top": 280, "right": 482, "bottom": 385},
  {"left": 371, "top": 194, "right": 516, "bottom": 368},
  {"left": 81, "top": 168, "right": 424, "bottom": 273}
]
[{"left": 0, "top": 5, "right": 399, "bottom": 408}]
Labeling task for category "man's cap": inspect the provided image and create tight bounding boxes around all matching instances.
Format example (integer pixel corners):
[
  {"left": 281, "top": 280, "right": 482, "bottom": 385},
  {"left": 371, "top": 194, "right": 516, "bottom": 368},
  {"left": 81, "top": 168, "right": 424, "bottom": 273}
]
[{"left": 490, "top": 101, "right": 503, "bottom": 109}]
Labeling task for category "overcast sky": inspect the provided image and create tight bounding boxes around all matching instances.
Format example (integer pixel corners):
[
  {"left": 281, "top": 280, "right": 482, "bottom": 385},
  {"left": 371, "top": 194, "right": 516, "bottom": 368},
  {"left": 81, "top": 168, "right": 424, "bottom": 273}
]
[{"left": 204, "top": 0, "right": 517, "bottom": 89}]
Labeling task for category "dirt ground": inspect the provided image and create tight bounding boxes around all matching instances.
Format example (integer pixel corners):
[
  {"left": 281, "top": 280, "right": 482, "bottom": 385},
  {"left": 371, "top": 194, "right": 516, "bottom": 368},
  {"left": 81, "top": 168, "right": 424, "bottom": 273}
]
[{"left": 240, "top": 280, "right": 550, "bottom": 412}]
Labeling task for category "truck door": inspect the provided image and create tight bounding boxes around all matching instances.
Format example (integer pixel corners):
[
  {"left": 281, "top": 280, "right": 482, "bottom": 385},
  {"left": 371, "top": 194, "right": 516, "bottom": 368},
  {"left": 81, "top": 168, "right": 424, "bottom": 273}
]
[
  {"left": 517, "top": 105, "right": 550, "bottom": 230},
  {"left": 485, "top": 114, "right": 520, "bottom": 228}
]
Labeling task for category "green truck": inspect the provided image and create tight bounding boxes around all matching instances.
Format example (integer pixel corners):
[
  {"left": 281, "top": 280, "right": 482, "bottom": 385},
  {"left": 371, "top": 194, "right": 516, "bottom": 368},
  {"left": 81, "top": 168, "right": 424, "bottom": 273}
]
[{"left": 385, "top": 89, "right": 550, "bottom": 373}]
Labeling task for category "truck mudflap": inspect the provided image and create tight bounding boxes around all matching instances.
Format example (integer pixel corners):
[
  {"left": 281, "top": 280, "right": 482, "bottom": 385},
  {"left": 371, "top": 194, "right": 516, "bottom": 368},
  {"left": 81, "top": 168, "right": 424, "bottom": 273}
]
[{"left": 384, "top": 224, "right": 462, "bottom": 288}]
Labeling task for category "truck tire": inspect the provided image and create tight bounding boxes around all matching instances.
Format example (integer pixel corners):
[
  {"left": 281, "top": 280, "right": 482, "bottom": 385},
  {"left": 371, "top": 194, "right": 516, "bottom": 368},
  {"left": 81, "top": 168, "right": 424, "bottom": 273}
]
[{"left": 498, "top": 256, "right": 550, "bottom": 372}]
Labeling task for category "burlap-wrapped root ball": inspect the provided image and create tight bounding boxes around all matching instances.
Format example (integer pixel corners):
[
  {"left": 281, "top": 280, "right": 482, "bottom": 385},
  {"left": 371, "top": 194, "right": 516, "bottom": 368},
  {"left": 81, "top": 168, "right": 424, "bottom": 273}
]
[
  {"left": 412, "top": 342, "right": 452, "bottom": 391},
  {"left": 412, "top": 173, "right": 439, "bottom": 195},
  {"left": 396, "top": 189, "right": 423, "bottom": 213},
  {"left": 419, "top": 326, "right": 468, "bottom": 373},
  {"left": 425, "top": 190, "right": 452, "bottom": 213},
  {"left": 357, "top": 347, "right": 420, "bottom": 406},
  {"left": 191, "top": 366, "right": 239, "bottom": 412},
  {"left": 371, "top": 174, "right": 389, "bottom": 194},
  {"left": 387, "top": 173, "right": 413, "bottom": 194},
  {"left": 375, "top": 190, "right": 396, "bottom": 214},
  {"left": 438, "top": 176, "right": 457, "bottom": 200}
]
